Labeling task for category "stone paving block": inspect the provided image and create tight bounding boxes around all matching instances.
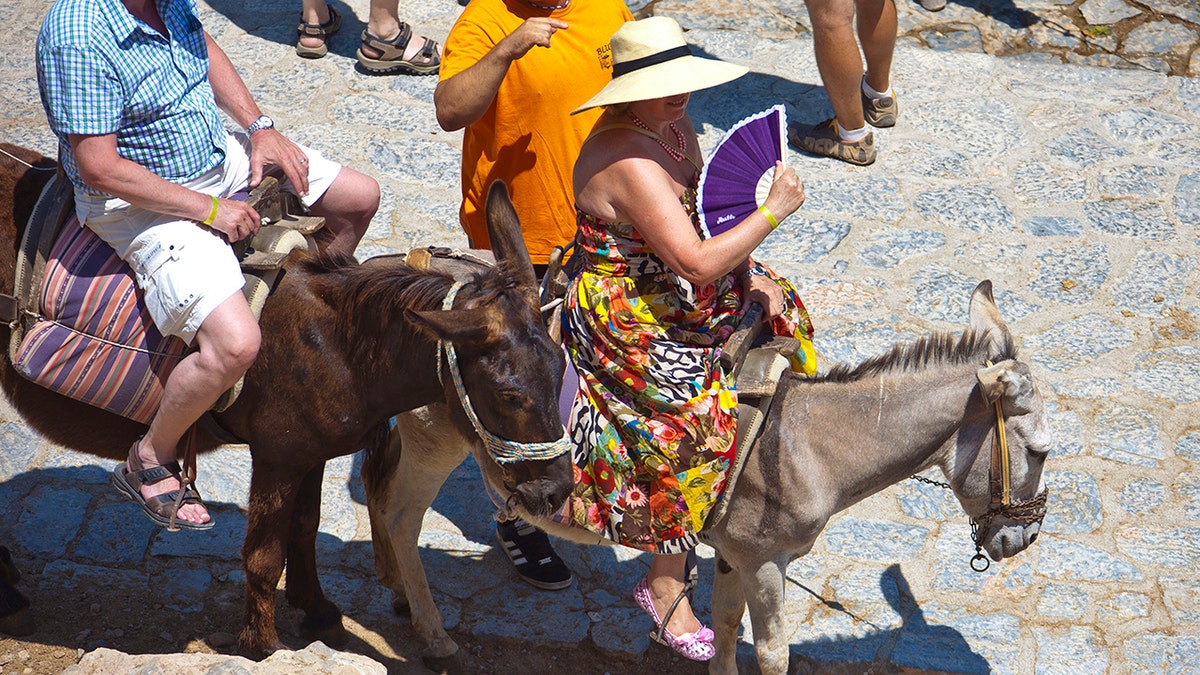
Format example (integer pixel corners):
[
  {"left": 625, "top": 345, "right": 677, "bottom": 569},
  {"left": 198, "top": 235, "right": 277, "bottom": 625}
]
[
  {"left": 1013, "top": 161, "right": 1088, "bottom": 205},
  {"left": 754, "top": 216, "right": 850, "bottom": 266},
  {"left": 822, "top": 519, "right": 929, "bottom": 562},
  {"left": 1130, "top": 346, "right": 1200, "bottom": 402},
  {"left": 1023, "top": 314, "right": 1132, "bottom": 372},
  {"left": 1096, "top": 164, "right": 1173, "bottom": 199},
  {"left": 1114, "top": 251, "right": 1193, "bottom": 317},
  {"left": 1080, "top": 0, "right": 1142, "bottom": 25},
  {"left": 858, "top": 227, "right": 945, "bottom": 269},
  {"left": 14, "top": 484, "right": 92, "bottom": 558},
  {"left": 1052, "top": 377, "right": 1123, "bottom": 399},
  {"left": 1092, "top": 403, "right": 1165, "bottom": 466},
  {"left": 885, "top": 140, "right": 973, "bottom": 178},
  {"left": 1161, "top": 575, "right": 1200, "bottom": 624},
  {"left": 1046, "top": 128, "right": 1131, "bottom": 169},
  {"left": 1097, "top": 591, "right": 1150, "bottom": 621},
  {"left": 1034, "top": 626, "right": 1109, "bottom": 675},
  {"left": 1036, "top": 583, "right": 1089, "bottom": 619},
  {"left": 906, "top": 97, "right": 1025, "bottom": 160},
  {"left": 1042, "top": 471, "right": 1103, "bottom": 535},
  {"left": 154, "top": 566, "right": 213, "bottom": 613},
  {"left": 1124, "top": 634, "right": 1200, "bottom": 675},
  {"left": 1037, "top": 537, "right": 1143, "bottom": 582},
  {"left": 75, "top": 502, "right": 155, "bottom": 566},
  {"left": 1178, "top": 432, "right": 1200, "bottom": 463},
  {"left": 801, "top": 176, "right": 905, "bottom": 224},
  {"left": 932, "top": 525, "right": 988, "bottom": 594},
  {"left": 1044, "top": 404, "right": 1085, "bottom": 457},
  {"left": 39, "top": 559, "right": 145, "bottom": 594},
  {"left": 1117, "top": 478, "right": 1168, "bottom": 515},
  {"left": 1115, "top": 526, "right": 1200, "bottom": 569},
  {"left": 0, "top": 421, "right": 39, "bottom": 483},
  {"left": 1175, "top": 172, "right": 1200, "bottom": 225},
  {"left": 913, "top": 184, "right": 1015, "bottom": 233},
  {"left": 1123, "top": 21, "right": 1199, "bottom": 60}
]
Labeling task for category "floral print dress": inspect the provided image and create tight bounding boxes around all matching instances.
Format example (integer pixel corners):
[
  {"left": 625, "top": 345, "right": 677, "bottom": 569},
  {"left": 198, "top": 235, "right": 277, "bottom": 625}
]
[{"left": 561, "top": 181, "right": 816, "bottom": 554}]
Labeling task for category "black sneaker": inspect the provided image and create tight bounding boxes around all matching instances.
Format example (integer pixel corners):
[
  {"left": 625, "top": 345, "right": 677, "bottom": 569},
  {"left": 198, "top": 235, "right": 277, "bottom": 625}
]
[{"left": 495, "top": 518, "right": 573, "bottom": 590}]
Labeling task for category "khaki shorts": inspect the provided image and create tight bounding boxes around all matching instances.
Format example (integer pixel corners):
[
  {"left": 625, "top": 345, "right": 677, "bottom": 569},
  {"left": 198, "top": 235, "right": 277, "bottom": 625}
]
[{"left": 76, "top": 133, "right": 341, "bottom": 344}]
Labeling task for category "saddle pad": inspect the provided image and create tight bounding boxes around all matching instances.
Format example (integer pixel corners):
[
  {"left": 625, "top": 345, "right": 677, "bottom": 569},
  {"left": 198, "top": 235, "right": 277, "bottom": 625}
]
[{"left": 13, "top": 218, "right": 188, "bottom": 423}]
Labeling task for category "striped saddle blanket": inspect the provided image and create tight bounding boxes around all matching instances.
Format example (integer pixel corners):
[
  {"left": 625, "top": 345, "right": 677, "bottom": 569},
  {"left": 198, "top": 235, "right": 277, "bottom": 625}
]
[
  {"left": 9, "top": 174, "right": 321, "bottom": 424},
  {"left": 13, "top": 217, "right": 187, "bottom": 423}
]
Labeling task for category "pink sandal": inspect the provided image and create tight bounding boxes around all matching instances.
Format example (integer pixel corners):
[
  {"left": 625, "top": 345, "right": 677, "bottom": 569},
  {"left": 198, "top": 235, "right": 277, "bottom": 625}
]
[{"left": 633, "top": 576, "right": 715, "bottom": 661}]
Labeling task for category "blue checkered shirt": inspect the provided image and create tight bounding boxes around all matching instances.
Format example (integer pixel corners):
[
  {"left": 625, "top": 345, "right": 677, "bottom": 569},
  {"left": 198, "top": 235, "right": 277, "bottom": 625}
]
[{"left": 37, "top": 0, "right": 227, "bottom": 195}]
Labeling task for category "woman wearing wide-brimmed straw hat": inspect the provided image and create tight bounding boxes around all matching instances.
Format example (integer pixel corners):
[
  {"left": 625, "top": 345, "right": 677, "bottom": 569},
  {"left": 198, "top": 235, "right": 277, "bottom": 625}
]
[{"left": 558, "top": 16, "right": 817, "bottom": 663}]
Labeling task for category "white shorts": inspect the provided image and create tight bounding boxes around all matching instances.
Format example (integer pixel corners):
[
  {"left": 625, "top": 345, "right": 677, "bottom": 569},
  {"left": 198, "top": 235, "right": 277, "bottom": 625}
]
[{"left": 75, "top": 133, "right": 341, "bottom": 344}]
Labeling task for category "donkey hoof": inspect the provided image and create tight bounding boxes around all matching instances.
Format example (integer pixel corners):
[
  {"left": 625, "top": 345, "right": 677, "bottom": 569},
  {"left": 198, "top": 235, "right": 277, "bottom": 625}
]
[
  {"left": 421, "top": 647, "right": 467, "bottom": 675},
  {"left": 0, "top": 607, "right": 35, "bottom": 637},
  {"left": 237, "top": 628, "right": 288, "bottom": 660}
]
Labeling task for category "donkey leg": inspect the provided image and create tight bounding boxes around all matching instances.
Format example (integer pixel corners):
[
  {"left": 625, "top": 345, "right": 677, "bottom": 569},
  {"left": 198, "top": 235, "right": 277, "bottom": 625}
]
[
  {"left": 742, "top": 558, "right": 791, "bottom": 675},
  {"left": 708, "top": 555, "right": 747, "bottom": 675},
  {"left": 365, "top": 407, "right": 471, "bottom": 665},
  {"left": 283, "top": 462, "right": 346, "bottom": 647},
  {"left": 238, "top": 461, "right": 305, "bottom": 657}
]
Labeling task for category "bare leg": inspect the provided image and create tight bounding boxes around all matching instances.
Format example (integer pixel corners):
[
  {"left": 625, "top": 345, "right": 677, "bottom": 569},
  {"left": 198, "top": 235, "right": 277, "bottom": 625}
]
[
  {"left": 308, "top": 167, "right": 379, "bottom": 256},
  {"left": 136, "top": 292, "right": 260, "bottom": 525},
  {"left": 362, "top": 0, "right": 438, "bottom": 62},
  {"left": 298, "top": 0, "right": 335, "bottom": 52},
  {"left": 857, "top": 0, "right": 897, "bottom": 94},
  {"left": 648, "top": 553, "right": 703, "bottom": 637},
  {"left": 807, "top": 0, "right": 867, "bottom": 131}
]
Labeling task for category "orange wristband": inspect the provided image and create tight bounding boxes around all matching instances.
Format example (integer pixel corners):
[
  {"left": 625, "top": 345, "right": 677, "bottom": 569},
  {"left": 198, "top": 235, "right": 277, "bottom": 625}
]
[{"left": 201, "top": 195, "right": 219, "bottom": 226}]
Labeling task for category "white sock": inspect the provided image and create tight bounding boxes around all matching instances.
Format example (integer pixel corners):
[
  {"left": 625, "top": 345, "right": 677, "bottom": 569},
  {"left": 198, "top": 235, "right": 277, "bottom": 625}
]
[
  {"left": 838, "top": 122, "right": 870, "bottom": 142},
  {"left": 862, "top": 77, "right": 894, "bottom": 100}
]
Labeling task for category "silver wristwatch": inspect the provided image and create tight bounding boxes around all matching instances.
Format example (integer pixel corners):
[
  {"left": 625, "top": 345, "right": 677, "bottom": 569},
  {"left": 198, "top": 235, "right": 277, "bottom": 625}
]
[{"left": 246, "top": 115, "right": 274, "bottom": 135}]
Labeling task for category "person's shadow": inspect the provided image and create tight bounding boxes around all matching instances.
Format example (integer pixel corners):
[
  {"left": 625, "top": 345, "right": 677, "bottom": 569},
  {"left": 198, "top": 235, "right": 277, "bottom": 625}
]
[{"left": 911, "top": 0, "right": 1039, "bottom": 30}]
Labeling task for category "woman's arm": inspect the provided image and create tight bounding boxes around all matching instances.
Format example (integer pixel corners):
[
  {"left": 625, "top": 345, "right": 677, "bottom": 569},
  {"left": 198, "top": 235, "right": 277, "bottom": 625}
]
[{"left": 604, "top": 158, "right": 804, "bottom": 286}]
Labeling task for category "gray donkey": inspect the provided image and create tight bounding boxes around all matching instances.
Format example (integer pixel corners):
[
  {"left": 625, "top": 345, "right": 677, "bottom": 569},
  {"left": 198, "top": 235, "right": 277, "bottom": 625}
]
[{"left": 363, "top": 280, "right": 1049, "bottom": 673}]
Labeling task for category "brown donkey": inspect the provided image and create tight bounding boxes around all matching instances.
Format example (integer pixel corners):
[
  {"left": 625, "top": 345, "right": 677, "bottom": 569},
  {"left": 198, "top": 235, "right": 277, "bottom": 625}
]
[{"left": 0, "top": 144, "right": 573, "bottom": 655}]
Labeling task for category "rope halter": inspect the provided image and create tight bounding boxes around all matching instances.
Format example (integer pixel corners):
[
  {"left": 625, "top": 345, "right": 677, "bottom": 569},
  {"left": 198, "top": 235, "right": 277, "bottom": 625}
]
[{"left": 436, "top": 281, "right": 572, "bottom": 465}]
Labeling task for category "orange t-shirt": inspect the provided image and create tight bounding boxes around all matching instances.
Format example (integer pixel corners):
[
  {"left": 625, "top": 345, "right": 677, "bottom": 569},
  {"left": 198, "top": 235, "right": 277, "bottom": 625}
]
[{"left": 440, "top": 0, "right": 633, "bottom": 264}]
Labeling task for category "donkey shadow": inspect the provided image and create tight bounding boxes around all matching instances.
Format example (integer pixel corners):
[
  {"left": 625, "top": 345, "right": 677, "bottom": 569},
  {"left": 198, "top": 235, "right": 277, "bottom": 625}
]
[{"left": 774, "top": 563, "right": 991, "bottom": 674}]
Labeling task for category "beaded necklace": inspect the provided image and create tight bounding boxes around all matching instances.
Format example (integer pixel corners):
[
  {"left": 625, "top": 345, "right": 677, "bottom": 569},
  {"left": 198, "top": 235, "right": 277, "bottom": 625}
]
[
  {"left": 627, "top": 112, "right": 687, "bottom": 163},
  {"left": 524, "top": 0, "right": 570, "bottom": 10}
]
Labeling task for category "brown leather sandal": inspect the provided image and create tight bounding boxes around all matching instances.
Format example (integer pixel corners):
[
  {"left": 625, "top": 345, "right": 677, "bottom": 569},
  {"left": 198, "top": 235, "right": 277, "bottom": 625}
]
[
  {"left": 296, "top": 4, "right": 342, "bottom": 59},
  {"left": 356, "top": 24, "right": 441, "bottom": 75},
  {"left": 110, "top": 440, "right": 214, "bottom": 531}
]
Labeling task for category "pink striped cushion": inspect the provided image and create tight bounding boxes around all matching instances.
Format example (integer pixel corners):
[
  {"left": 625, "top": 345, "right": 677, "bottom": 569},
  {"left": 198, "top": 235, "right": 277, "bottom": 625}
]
[{"left": 13, "top": 217, "right": 188, "bottom": 423}]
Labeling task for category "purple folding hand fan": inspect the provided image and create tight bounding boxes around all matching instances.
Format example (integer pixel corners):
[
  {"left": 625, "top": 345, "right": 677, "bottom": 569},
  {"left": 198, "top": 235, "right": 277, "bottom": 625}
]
[{"left": 697, "top": 105, "right": 786, "bottom": 239}]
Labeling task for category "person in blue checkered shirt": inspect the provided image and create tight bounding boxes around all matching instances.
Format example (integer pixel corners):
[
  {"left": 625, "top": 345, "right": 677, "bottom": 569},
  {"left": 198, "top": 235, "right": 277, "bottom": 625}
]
[{"left": 36, "top": 0, "right": 381, "bottom": 531}]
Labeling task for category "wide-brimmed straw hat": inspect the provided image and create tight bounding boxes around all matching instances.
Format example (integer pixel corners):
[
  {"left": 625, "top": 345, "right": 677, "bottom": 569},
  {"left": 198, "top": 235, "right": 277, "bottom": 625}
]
[{"left": 571, "top": 16, "right": 749, "bottom": 115}]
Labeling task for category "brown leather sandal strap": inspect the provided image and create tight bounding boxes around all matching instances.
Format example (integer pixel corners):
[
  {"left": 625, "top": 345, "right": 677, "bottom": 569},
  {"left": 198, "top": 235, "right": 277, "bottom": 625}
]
[
  {"left": 653, "top": 586, "right": 691, "bottom": 643},
  {"left": 362, "top": 22, "right": 414, "bottom": 56}
]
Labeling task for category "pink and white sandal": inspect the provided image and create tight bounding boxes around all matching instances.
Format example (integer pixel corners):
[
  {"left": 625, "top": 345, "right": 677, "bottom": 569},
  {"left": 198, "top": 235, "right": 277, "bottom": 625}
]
[{"left": 633, "top": 576, "right": 715, "bottom": 661}]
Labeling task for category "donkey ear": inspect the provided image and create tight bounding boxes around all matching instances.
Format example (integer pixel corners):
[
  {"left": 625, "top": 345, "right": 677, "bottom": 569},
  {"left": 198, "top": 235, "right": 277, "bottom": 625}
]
[
  {"left": 407, "top": 307, "right": 499, "bottom": 346},
  {"left": 485, "top": 181, "right": 538, "bottom": 291},
  {"left": 976, "top": 359, "right": 1036, "bottom": 415},
  {"left": 968, "top": 280, "right": 1011, "bottom": 356}
]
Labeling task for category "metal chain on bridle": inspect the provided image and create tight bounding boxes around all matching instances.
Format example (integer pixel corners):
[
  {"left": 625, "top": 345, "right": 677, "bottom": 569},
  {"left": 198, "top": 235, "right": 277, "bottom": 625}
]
[
  {"left": 910, "top": 361, "right": 1048, "bottom": 572},
  {"left": 436, "top": 281, "right": 572, "bottom": 465}
]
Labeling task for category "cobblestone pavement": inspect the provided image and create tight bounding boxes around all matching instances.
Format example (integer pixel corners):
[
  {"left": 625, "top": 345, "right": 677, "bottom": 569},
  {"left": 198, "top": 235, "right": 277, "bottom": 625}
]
[{"left": 2, "top": 0, "right": 1199, "bottom": 673}]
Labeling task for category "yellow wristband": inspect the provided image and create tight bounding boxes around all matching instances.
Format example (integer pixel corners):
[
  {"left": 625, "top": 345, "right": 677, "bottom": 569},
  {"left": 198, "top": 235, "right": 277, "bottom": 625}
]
[
  {"left": 201, "top": 194, "right": 219, "bottom": 226},
  {"left": 758, "top": 205, "right": 779, "bottom": 230}
]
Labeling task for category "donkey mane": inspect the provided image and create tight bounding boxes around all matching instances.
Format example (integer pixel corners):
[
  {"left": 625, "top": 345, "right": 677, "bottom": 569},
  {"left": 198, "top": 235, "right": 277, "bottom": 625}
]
[
  {"left": 299, "top": 252, "right": 530, "bottom": 359},
  {"left": 818, "top": 329, "right": 1016, "bottom": 383}
]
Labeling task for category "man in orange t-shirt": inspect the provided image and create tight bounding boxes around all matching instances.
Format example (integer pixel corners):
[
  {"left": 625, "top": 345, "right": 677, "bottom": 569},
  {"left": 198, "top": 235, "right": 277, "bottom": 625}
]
[
  {"left": 435, "top": 0, "right": 633, "bottom": 268},
  {"left": 434, "top": 0, "right": 632, "bottom": 591}
]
